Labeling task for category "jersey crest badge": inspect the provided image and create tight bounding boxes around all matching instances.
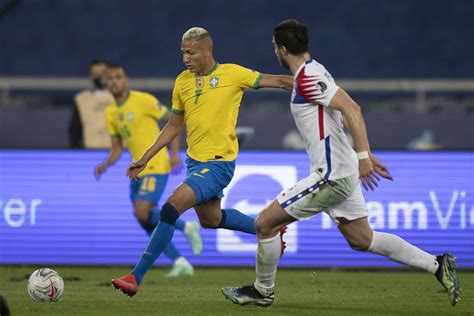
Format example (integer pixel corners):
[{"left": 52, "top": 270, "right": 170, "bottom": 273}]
[
  {"left": 210, "top": 76, "right": 219, "bottom": 88},
  {"left": 127, "top": 112, "right": 134, "bottom": 121},
  {"left": 195, "top": 77, "right": 204, "bottom": 89}
]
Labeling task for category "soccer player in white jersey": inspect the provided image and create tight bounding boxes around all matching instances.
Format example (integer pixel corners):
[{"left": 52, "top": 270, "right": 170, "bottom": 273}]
[{"left": 222, "top": 19, "right": 460, "bottom": 307}]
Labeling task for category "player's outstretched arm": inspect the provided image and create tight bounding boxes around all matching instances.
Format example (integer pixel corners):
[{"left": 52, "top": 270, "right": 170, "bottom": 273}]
[
  {"left": 342, "top": 116, "right": 393, "bottom": 181},
  {"left": 94, "top": 137, "right": 124, "bottom": 180},
  {"left": 329, "top": 88, "right": 389, "bottom": 191},
  {"left": 340, "top": 103, "right": 393, "bottom": 183},
  {"left": 258, "top": 74, "right": 294, "bottom": 90},
  {"left": 127, "top": 112, "right": 184, "bottom": 180},
  {"left": 160, "top": 110, "right": 183, "bottom": 174},
  {"left": 169, "top": 129, "right": 182, "bottom": 174}
]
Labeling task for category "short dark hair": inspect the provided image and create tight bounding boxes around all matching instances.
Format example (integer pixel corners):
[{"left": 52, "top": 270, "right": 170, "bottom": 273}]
[
  {"left": 89, "top": 58, "right": 109, "bottom": 67},
  {"left": 274, "top": 19, "right": 309, "bottom": 55},
  {"left": 107, "top": 63, "right": 127, "bottom": 74}
]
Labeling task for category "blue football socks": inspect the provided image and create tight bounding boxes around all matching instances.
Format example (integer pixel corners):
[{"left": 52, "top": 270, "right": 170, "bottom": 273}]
[
  {"left": 132, "top": 203, "right": 180, "bottom": 284},
  {"left": 144, "top": 209, "right": 182, "bottom": 262},
  {"left": 148, "top": 208, "right": 185, "bottom": 231},
  {"left": 174, "top": 218, "right": 185, "bottom": 231},
  {"left": 218, "top": 208, "right": 256, "bottom": 234}
]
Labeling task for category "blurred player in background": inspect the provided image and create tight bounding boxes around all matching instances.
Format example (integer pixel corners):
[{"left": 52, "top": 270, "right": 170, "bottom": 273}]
[
  {"left": 111, "top": 27, "right": 294, "bottom": 296},
  {"left": 222, "top": 19, "right": 460, "bottom": 307},
  {"left": 95, "top": 64, "right": 202, "bottom": 277},
  {"left": 69, "top": 59, "right": 114, "bottom": 149}
]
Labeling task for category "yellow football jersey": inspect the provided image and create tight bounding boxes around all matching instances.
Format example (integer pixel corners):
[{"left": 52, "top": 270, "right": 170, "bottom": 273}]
[
  {"left": 105, "top": 90, "right": 170, "bottom": 176},
  {"left": 171, "top": 63, "right": 262, "bottom": 162}
]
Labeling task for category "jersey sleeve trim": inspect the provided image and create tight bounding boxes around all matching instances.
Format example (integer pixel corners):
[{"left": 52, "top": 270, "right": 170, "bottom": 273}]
[
  {"left": 252, "top": 73, "right": 263, "bottom": 90},
  {"left": 172, "top": 108, "right": 184, "bottom": 115},
  {"left": 325, "top": 86, "right": 340, "bottom": 107}
]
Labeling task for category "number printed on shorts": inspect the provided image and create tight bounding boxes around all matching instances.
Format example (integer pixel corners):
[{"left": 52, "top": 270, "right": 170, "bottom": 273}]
[{"left": 140, "top": 176, "right": 156, "bottom": 192}]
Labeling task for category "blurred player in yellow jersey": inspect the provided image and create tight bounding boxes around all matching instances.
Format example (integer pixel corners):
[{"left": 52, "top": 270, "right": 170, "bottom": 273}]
[
  {"left": 94, "top": 64, "right": 203, "bottom": 277},
  {"left": 112, "top": 27, "right": 294, "bottom": 297}
]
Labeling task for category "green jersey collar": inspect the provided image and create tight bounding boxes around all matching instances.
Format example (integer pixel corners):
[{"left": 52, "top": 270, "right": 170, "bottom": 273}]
[
  {"left": 116, "top": 91, "right": 131, "bottom": 107},
  {"left": 196, "top": 63, "right": 219, "bottom": 77}
]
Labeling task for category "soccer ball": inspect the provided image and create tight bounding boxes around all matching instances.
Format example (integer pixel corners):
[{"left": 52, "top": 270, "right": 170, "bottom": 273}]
[{"left": 27, "top": 268, "right": 64, "bottom": 302}]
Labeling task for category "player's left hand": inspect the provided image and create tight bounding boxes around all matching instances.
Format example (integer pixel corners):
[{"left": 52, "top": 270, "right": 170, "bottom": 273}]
[
  {"left": 370, "top": 155, "right": 393, "bottom": 181},
  {"left": 170, "top": 154, "right": 182, "bottom": 175},
  {"left": 358, "top": 158, "right": 379, "bottom": 191},
  {"left": 359, "top": 154, "right": 393, "bottom": 191}
]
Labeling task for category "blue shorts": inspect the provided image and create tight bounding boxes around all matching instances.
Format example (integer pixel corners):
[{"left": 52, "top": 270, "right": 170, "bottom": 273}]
[
  {"left": 130, "top": 174, "right": 169, "bottom": 204},
  {"left": 184, "top": 157, "right": 235, "bottom": 205}
]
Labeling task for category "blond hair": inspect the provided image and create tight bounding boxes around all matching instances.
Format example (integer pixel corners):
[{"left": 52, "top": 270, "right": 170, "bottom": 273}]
[{"left": 182, "top": 27, "right": 212, "bottom": 43}]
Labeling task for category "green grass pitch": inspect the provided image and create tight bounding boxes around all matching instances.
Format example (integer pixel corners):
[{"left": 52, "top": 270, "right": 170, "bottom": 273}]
[{"left": 1, "top": 266, "right": 472, "bottom": 315}]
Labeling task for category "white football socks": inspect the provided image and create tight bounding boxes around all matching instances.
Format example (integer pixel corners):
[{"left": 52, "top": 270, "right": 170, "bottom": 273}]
[
  {"left": 254, "top": 233, "right": 281, "bottom": 297},
  {"left": 368, "top": 231, "right": 439, "bottom": 274},
  {"left": 184, "top": 222, "right": 193, "bottom": 234}
]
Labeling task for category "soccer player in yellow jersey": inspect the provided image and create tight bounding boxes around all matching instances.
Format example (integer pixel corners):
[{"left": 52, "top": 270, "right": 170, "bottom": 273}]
[
  {"left": 94, "top": 64, "right": 203, "bottom": 277},
  {"left": 112, "top": 28, "right": 294, "bottom": 296}
]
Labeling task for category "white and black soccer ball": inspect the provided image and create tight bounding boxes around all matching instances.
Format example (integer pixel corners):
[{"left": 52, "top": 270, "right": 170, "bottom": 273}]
[{"left": 27, "top": 268, "right": 64, "bottom": 302}]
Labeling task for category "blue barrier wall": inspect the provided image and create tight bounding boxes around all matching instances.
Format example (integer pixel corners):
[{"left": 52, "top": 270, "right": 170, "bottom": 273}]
[
  {"left": 0, "top": 150, "right": 473, "bottom": 267},
  {"left": 0, "top": 0, "right": 473, "bottom": 78}
]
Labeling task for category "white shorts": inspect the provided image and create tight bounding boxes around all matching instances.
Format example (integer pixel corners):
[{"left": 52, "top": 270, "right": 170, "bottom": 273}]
[{"left": 276, "top": 172, "right": 367, "bottom": 225}]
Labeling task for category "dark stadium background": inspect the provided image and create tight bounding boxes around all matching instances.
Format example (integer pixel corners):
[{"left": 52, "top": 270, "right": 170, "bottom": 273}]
[{"left": 0, "top": 0, "right": 472, "bottom": 149}]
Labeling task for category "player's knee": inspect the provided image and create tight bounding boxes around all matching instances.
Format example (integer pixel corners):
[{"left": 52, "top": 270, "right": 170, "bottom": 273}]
[
  {"left": 134, "top": 207, "right": 151, "bottom": 226},
  {"left": 165, "top": 185, "right": 195, "bottom": 212},
  {"left": 160, "top": 203, "right": 180, "bottom": 225},
  {"left": 254, "top": 216, "right": 273, "bottom": 236},
  {"left": 348, "top": 238, "right": 371, "bottom": 252},
  {"left": 198, "top": 217, "right": 220, "bottom": 229},
  {"left": 254, "top": 217, "right": 265, "bottom": 234},
  {"left": 166, "top": 195, "right": 179, "bottom": 207}
]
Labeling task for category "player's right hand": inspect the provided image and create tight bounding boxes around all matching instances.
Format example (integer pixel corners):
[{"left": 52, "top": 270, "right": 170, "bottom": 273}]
[
  {"left": 127, "top": 160, "right": 147, "bottom": 180},
  {"left": 94, "top": 164, "right": 108, "bottom": 181}
]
